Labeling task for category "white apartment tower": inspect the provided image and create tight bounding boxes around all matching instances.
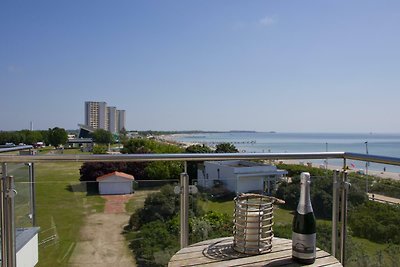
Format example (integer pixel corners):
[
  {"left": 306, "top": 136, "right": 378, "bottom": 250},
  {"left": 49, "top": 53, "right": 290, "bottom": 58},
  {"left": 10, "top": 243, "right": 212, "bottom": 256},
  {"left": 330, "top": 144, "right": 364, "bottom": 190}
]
[
  {"left": 85, "top": 101, "right": 107, "bottom": 129},
  {"left": 85, "top": 101, "right": 126, "bottom": 132},
  {"left": 117, "top": 110, "right": 126, "bottom": 132},
  {"left": 107, "top": 106, "right": 117, "bottom": 133}
]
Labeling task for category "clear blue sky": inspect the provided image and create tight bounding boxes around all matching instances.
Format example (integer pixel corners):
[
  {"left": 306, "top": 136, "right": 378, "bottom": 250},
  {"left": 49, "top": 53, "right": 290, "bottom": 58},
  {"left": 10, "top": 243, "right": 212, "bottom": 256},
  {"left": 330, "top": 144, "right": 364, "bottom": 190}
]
[{"left": 1, "top": 1, "right": 399, "bottom": 133}]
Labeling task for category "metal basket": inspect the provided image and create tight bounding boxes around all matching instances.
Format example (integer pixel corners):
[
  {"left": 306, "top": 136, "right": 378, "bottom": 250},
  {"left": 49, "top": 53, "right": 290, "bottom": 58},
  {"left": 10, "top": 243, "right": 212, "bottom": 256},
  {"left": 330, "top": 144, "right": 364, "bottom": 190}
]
[{"left": 233, "top": 194, "right": 282, "bottom": 255}]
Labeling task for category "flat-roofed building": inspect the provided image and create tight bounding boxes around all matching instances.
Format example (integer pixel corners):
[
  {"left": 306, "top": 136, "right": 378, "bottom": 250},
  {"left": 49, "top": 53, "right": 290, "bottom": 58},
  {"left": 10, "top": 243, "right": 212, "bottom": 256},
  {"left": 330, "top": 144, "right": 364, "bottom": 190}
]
[{"left": 198, "top": 160, "right": 287, "bottom": 195}]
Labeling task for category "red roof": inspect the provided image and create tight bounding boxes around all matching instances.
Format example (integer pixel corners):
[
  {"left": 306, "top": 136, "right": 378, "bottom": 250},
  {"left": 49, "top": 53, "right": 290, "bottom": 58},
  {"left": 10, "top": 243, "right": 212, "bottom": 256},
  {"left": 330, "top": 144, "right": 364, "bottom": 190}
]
[{"left": 96, "top": 171, "right": 135, "bottom": 181}]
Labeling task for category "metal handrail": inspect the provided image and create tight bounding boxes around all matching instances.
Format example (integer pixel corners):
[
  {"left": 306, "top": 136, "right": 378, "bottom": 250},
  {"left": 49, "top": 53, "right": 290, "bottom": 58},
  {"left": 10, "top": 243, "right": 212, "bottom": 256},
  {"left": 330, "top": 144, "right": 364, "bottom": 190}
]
[
  {"left": 0, "top": 151, "right": 345, "bottom": 162},
  {"left": 0, "top": 151, "right": 400, "bottom": 166},
  {"left": 344, "top": 152, "right": 400, "bottom": 166},
  {"left": 0, "top": 145, "right": 33, "bottom": 154}
]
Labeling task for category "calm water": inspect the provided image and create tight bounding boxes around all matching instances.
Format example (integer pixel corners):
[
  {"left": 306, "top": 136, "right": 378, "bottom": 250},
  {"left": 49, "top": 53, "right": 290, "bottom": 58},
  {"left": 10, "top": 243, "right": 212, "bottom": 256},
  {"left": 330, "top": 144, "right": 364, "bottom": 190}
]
[{"left": 171, "top": 132, "right": 400, "bottom": 173}]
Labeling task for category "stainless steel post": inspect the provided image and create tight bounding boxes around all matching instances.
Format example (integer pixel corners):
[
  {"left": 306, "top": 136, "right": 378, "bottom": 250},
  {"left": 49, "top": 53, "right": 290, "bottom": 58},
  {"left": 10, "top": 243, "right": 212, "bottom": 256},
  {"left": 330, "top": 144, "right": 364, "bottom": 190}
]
[
  {"left": 180, "top": 172, "right": 189, "bottom": 248},
  {"left": 28, "top": 163, "right": 36, "bottom": 226},
  {"left": 340, "top": 171, "right": 349, "bottom": 266},
  {"left": 331, "top": 170, "right": 340, "bottom": 258},
  {"left": 1, "top": 163, "right": 7, "bottom": 267},
  {"left": 5, "top": 175, "right": 16, "bottom": 267}
]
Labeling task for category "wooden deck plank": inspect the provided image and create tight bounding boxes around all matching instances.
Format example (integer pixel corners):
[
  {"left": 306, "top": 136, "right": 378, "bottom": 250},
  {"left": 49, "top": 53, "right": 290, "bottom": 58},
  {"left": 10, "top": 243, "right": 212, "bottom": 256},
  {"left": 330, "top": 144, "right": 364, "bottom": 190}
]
[
  {"left": 169, "top": 237, "right": 292, "bottom": 263},
  {"left": 172, "top": 237, "right": 291, "bottom": 256},
  {"left": 170, "top": 239, "right": 293, "bottom": 263},
  {"left": 168, "top": 237, "right": 342, "bottom": 267}
]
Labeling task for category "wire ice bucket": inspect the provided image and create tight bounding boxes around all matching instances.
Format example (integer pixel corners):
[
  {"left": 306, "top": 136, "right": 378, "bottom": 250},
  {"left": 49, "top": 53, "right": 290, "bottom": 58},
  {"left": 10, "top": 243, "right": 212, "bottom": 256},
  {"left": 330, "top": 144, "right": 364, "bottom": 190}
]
[{"left": 233, "top": 194, "right": 276, "bottom": 255}]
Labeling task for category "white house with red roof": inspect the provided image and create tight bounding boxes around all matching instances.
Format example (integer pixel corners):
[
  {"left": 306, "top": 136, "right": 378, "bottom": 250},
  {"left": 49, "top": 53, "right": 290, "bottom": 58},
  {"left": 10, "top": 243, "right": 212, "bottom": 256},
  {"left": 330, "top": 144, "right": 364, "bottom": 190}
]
[{"left": 96, "top": 171, "right": 135, "bottom": 195}]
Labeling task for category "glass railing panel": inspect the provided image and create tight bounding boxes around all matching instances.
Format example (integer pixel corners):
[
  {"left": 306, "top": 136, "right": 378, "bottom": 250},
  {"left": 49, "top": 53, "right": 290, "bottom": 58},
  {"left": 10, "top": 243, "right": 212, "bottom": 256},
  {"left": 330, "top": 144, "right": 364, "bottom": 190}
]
[
  {"left": 345, "top": 170, "right": 400, "bottom": 267},
  {"left": 125, "top": 180, "right": 180, "bottom": 267},
  {"left": 10, "top": 163, "right": 33, "bottom": 229},
  {"left": 190, "top": 177, "right": 236, "bottom": 245},
  {"left": 3, "top": 156, "right": 399, "bottom": 267},
  {"left": 30, "top": 160, "right": 180, "bottom": 267}
]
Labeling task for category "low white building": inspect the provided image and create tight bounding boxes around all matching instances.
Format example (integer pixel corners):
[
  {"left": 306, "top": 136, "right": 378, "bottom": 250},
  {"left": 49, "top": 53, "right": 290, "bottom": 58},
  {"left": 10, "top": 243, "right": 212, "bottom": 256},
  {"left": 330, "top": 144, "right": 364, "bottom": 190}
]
[
  {"left": 198, "top": 160, "right": 287, "bottom": 195},
  {"left": 97, "top": 171, "right": 135, "bottom": 195}
]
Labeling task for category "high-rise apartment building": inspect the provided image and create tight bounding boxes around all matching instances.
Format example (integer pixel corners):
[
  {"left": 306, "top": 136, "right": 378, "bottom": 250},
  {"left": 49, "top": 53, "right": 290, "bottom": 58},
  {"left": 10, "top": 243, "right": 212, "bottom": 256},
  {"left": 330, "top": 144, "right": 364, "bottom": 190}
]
[
  {"left": 117, "top": 110, "right": 126, "bottom": 132},
  {"left": 84, "top": 101, "right": 126, "bottom": 133},
  {"left": 107, "top": 106, "right": 117, "bottom": 133},
  {"left": 85, "top": 101, "right": 107, "bottom": 129}
]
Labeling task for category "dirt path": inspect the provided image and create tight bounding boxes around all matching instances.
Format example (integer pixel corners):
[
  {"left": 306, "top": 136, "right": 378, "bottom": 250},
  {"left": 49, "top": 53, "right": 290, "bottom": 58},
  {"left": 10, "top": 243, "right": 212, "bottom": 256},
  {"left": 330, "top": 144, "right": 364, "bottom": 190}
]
[
  {"left": 68, "top": 195, "right": 136, "bottom": 267},
  {"left": 368, "top": 193, "right": 400, "bottom": 205}
]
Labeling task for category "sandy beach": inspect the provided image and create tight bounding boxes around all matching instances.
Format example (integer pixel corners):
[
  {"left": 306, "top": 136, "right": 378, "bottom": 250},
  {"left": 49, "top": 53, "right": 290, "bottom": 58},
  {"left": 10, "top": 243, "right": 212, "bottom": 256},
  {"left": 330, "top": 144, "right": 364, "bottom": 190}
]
[{"left": 279, "top": 159, "right": 400, "bottom": 181}]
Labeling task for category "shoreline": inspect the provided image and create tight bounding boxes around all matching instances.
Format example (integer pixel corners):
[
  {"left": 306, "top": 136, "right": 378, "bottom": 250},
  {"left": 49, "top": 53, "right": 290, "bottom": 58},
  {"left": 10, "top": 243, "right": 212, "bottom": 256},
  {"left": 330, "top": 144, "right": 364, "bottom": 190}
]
[
  {"left": 158, "top": 134, "right": 400, "bottom": 180},
  {"left": 278, "top": 160, "right": 400, "bottom": 181}
]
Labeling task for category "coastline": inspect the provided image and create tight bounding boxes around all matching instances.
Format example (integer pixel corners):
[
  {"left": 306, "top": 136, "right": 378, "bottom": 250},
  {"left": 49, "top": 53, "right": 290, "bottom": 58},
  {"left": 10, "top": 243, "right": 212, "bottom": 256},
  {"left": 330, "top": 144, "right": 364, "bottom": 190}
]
[
  {"left": 279, "top": 160, "right": 400, "bottom": 181},
  {"left": 158, "top": 133, "right": 400, "bottom": 181}
]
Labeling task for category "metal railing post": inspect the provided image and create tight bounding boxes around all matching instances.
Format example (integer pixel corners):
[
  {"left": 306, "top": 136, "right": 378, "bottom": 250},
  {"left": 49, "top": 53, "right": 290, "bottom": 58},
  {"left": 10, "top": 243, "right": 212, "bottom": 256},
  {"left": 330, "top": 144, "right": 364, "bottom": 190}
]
[
  {"left": 1, "top": 163, "right": 7, "bottom": 267},
  {"left": 5, "top": 175, "right": 16, "bottom": 267},
  {"left": 180, "top": 171, "right": 189, "bottom": 248},
  {"left": 331, "top": 170, "right": 340, "bottom": 258},
  {"left": 28, "top": 163, "right": 36, "bottom": 226},
  {"left": 340, "top": 171, "right": 349, "bottom": 266}
]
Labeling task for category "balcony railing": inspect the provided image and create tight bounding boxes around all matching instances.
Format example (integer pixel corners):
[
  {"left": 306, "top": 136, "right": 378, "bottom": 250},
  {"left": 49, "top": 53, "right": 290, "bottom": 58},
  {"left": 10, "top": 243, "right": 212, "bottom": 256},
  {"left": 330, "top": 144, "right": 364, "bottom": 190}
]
[{"left": 0, "top": 148, "right": 400, "bottom": 267}]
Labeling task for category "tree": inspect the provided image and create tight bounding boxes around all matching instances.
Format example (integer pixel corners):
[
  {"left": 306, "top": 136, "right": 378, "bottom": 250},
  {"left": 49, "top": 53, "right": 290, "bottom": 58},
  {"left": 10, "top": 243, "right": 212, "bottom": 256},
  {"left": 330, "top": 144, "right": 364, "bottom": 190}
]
[
  {"left": 121, "top": 138, "right": 184, "bottom": 180},
  {"left": 118, "top": 127, "right": 129, "bottom": 143},
  {"left": 185, "top": 144, "right": 213, "bottom": 154},
  {"left": 47, "top": 127, "right": 68, "bottom": 147},
  {"left": 92, "top": 129, "right": 114, "bottom": 144},
  {"left": 92, "top": 145, "right": 108, "bottom": 154},
  {"left": 215, "top": 143, "right": 239, "bottom": 153},
  {"left": 20, "top": 130, "right": 42, "bottom": 145},
  {"left": 185, "top": 144, "right": 213, "bottom": 180},
  {"left": 122, "top": 138, "right": 183, "bottom": 154}
]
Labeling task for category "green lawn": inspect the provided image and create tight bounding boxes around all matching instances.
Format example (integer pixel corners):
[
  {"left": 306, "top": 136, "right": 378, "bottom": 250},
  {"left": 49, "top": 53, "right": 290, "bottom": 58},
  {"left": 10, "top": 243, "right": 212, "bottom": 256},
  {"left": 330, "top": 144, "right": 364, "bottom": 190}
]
[
  {"left": 198, "top": 198, "right": 293, "bottom": 225},
  {"left": 34, "top": 161, "right": 105, "bottom": 267}
]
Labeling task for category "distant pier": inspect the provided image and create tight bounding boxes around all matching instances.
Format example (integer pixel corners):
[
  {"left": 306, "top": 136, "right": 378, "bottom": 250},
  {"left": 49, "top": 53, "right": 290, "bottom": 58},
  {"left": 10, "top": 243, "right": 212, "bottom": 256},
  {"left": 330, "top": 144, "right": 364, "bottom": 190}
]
[{"left": 200, "top": 140, "right": 256, "bottom": 145}]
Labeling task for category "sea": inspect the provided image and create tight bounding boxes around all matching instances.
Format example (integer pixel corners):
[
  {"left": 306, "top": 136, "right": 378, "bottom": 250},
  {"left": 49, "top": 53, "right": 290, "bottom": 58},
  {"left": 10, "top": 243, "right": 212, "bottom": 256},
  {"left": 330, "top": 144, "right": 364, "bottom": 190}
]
[{"left": 168, "top": 132, "right": 400, "bottom": 173}]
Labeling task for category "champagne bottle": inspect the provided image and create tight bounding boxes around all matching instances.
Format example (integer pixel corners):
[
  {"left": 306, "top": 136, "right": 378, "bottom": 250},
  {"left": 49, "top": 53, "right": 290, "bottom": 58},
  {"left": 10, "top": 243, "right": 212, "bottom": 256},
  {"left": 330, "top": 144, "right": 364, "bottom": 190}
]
[{"left": 292, "top": 172, "right": 316, "bottom": 264}]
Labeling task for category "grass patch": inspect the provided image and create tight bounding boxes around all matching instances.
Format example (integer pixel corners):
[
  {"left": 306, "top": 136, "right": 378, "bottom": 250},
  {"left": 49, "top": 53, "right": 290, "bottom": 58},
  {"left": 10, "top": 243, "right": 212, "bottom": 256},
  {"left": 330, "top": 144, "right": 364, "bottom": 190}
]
[
  {"left": 199, "top": 199, "right": 234, "bottom": 215},
  {"left": 34, "top": 161, "right": 105, "bottom": 267},
  {"left": 198, "top": 198, "right": 293, "bottom": 225}
]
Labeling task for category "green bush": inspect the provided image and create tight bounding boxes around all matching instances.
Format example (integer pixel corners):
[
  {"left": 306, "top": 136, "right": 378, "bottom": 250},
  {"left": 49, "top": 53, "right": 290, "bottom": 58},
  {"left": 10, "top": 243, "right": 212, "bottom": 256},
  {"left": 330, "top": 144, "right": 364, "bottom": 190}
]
[
  {"left": 349, "top": 202, "right": 400, "bottom": 244},
  {"left": 129, "top": 220, "right": 179, "bottom": 267},
  {"left": 275, "top": 164, "right": 367, "bottom": 219}
]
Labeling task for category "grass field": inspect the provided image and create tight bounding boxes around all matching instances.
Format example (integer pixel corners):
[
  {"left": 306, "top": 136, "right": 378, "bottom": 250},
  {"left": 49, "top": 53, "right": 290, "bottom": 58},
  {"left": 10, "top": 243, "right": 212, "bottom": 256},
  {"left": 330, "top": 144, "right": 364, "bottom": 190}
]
[{"left": 34, "top": 160, "right": 105, "bottom": 267}]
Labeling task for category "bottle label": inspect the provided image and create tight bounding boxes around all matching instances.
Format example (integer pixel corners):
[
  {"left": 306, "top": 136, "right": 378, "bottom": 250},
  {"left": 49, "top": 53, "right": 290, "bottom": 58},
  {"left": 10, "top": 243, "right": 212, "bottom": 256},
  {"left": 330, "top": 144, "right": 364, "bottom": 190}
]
[{"left": 292, "top": 232, "right": 316, "bottom": 259}]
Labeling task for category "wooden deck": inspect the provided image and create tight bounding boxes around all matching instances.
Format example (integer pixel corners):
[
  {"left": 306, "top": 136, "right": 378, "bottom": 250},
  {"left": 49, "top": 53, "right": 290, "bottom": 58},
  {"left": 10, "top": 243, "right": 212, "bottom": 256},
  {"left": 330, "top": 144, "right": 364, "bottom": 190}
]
[{"left": 168, "top": 237, "right": 342, "bottom": 267}]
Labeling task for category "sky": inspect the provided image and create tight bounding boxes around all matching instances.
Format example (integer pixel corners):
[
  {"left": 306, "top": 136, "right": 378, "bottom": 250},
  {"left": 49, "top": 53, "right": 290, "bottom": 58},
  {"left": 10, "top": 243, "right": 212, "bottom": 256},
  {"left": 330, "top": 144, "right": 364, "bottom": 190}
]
[{"left": 1, "top": 1, "right": 400, "bottom": 133}]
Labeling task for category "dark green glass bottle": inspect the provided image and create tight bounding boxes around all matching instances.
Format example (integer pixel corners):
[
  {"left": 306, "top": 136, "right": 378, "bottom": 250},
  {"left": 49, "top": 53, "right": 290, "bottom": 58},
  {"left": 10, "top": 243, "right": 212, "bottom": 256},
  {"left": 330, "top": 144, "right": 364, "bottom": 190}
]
[{"left": 292, "top": 172, "right": 316, "bottom": 264}]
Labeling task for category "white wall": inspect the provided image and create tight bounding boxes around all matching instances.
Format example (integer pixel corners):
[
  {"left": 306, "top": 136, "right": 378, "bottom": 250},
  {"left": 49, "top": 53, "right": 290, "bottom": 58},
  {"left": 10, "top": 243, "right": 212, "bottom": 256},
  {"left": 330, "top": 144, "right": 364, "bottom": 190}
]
[
  {"left": 98, "top": 176, "right": 133, "bottom": 195},
  {"left": 17, "top": 233, "right": 38, "bottom": 267},
  {"left": 237, "top": 176, "right": 264, "bottom": 193},
  {"left": 202, "top": 162, "right": 237, "bottom": 192}
]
